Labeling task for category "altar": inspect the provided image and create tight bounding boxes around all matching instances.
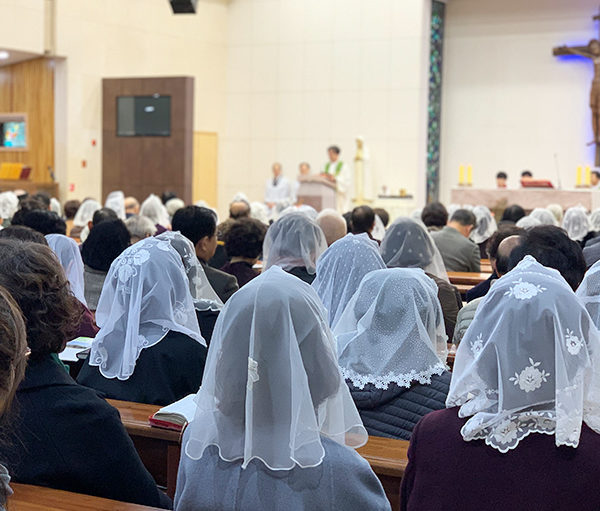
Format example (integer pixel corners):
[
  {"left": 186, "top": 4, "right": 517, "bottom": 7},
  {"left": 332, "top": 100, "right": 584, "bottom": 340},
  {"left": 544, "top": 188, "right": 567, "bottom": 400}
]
[{"left": 450, "top": 188, "right": 600, "bottom": 212}]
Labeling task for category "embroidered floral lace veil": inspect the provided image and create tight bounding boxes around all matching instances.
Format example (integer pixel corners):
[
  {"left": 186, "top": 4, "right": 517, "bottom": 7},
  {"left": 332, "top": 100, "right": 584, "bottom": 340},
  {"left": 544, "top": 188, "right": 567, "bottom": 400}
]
[{"left": 447, "top": 255, "right": 600, "bottom": 452}]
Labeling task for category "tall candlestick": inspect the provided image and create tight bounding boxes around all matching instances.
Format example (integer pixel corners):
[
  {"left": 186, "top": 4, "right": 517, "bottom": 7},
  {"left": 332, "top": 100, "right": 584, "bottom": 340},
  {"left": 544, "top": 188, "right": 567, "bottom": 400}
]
[
  {"left": 576, "top": 165, "right": 583, "bottom": 187},
  {"left": 586, "top": 165, "right": 591, "bottom": 186},
  {"left": 467, "top": 165, "right": 473, "bottom": 186},
  {"left": 458, "top": 165, "right": 465, "bottom": 185}
]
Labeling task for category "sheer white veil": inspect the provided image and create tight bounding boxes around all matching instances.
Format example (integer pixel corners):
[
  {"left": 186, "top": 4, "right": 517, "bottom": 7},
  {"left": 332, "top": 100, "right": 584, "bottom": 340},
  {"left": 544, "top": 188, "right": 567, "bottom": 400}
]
[
  {"left": 547, "top": 203, "right": 564, "bottom": 223},
  {"left": 447, "top": 256, "right": 600, "bottom": 453},
  {"left": 529, "top": 207, "right": 558, "bottom": 227},
  {"left": 590, "top": 208, "right": 600, "bottom": 232},
  {"left": 0, "top": 192, "right": 19, "bottom": 220},
  {"left": 45, "top": 234, "right": 87, "bottom": 306},
  {"left": 140, "top": 194, "right": 170, "bottom": 227},
  {"left": 184, "top": 266, "right": 367, "bottom": 470},
  {"left": 73, "top": 199, "right": 101, "bottom": 227},
  {"left": 334, "top": 268, "right": 447, "bottom": 390},
  {"left": 50, "top": 197, "right": 62, "bottom": 217},
  {"left": 312, "top": 233, "right": 386, "bottom": 329},
  {"left": 156, "top": 231, "right": 223, "bottom": 311},
  {"left": 371, "top": 214, "right": 386, "bottom": 241},
  {"left": 105, "top": 191, "right": 126, "bottom": 220},
  {"left": 88, "top": 237, "right": 206, "bottom": 380},
  {"left": 470, "top": 205, "right": 497, "bottom": 244},
  {"left": 576, "top": 259, "right": 600, "bottom": 328},
  {"left": 516, "top": 215, "right": 542, "bottom": 229},
  {"left": 562, "top": 206, "right": 591, "bottom": 241},
  {"left": 263, "top": 211, "right": 327, "bottom": 274},
  {"left": 379, "top": 217, "right": 448, "bottom": 281}
]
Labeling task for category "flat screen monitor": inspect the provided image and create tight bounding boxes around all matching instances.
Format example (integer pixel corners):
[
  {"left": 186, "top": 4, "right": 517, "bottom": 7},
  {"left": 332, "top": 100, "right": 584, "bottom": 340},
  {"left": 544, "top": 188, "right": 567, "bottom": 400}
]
[
  {"left": 117, "top": 95, "right": 171, "bottom": 137},
  {"left": 0, "top": 121, "right": 26, "bottom": 148}
]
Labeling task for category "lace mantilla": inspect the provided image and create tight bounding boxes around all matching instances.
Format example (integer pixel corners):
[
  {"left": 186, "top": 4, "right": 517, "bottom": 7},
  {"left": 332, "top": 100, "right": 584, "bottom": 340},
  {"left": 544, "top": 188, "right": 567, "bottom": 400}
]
[{"left": 341, "top": 362, "right": 447, "bottom": 390}]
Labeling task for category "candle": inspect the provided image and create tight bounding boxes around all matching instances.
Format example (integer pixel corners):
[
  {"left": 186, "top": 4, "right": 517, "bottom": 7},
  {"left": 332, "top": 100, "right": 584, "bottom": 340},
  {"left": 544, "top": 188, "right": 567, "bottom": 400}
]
[
  {"left": 586, "top": 165, "right": 591, "bottom": 186},
  {"left": 458, "top": 165, "right": 465, "bottom": 185},
  {"left": 576, "top": 165, "right": 583, "bottom": 187},
  {"left": 467, "top": 165, "right": 473, "bottom": 185}
]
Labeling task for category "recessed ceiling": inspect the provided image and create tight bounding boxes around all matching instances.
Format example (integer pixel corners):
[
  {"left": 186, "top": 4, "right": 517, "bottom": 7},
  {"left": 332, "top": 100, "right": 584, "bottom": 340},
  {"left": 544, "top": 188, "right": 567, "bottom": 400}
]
[{"left": 0, "top": 49, "right": 43, "bottom": 68}]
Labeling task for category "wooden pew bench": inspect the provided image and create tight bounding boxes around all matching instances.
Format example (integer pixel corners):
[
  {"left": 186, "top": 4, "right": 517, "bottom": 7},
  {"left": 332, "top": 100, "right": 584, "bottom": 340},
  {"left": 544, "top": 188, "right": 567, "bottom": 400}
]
[
  {"left": 108, "top": 399, "right": 409, "bottom": 510},
  {"left": 447, "top": 271, "right": 491, "bottom": 286},
  {"left": 10, "top": 483, "right": 164, "bottom": 510}
]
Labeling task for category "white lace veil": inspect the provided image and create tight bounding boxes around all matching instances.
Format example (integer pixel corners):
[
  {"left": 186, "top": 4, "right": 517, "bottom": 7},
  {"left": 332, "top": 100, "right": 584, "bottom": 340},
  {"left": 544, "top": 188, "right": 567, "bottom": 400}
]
[
  {"left": 589, "top": 208, "right": 600, "bottom": 232},
  {"left": 470, "top": 206, "right": 497, "bottom": 244},
  {"left": 562, "top": 206, "right": 591, "bottom": 241},
  {"left": 45, "top": 234, "right": 87, "bottom": 306},
  {"left": 50, "top": 197, "right": 62, "bottom": 217},
  {"left": 371, "top": 214, "right": 386, "bottom": 241},
  {"left": 88, "top": 237, "right": 206, "bottom": 380},
  {"left": 516, "top": 215, "right": 542, "bottom": 229},
  {"left": 156, "top": 231, "right": 223, "bottom": 311},
  {"left": 250, "top": 201, "right": 269, "bottom": 225},
  {"left": 0, "top": 192, "right": 18, "bottom": 220},
  {"left": 263, "top": 212, "right": 327, "bottom": 274},
  {"left": 73, "top": 199, "right": 101, "bottom": 227},
  {"left": 312, "top": 233, "right": 386, "bottom": 329},
  {"left": 333, "top": 268, "right": 448, "bottom": 390},
  {"left": 140, "top": 194, "right": 171, "bottom": 227},
  {"left": 380, "top": 217, "right": 448, "bottom": 281},
  {"left": 447, "top": 256, "right": 600, "bottom": 453},
  {"left": 576, "top": 259, "right": 600, "bottom": 328},
  {"left": 529, "top": 207, "right": 559, "bottom": 226},
  {"left": 105, "top": 191, "right": 126, "bottom": 220},
  {"left": 184, "top": 266, "right": 368, "bottom": 470},
  {"left": 279, "top": 204, "right": 319, "bottom": 221},
  {"left": 547, "top": 203, "right": 564, "bottom": 223}
]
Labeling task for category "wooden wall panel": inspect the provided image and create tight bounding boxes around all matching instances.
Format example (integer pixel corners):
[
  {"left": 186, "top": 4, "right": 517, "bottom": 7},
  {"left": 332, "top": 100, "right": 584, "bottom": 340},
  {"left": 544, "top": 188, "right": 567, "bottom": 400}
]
[
  {"left": 0, "top": 58, "right": 54, "bottom": 185},
  {"left": 102, "top": 77, "right": 194, "bottom": 204}
]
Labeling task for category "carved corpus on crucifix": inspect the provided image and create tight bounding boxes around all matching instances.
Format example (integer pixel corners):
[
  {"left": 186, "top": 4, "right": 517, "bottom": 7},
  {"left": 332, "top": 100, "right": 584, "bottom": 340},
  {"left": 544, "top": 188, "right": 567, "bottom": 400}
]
[{"left": 553, "top": 12, "right": 600, "bottom": 165}]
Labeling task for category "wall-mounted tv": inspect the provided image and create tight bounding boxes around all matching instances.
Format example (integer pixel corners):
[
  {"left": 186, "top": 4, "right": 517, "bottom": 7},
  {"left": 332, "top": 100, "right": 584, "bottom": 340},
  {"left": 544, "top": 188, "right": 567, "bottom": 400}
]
[
  {"left": 117, "top": 95, "right": 171, "bottom": 137},
  {"left": 0, "top": 120, "right": 26, "bottom": 148}
]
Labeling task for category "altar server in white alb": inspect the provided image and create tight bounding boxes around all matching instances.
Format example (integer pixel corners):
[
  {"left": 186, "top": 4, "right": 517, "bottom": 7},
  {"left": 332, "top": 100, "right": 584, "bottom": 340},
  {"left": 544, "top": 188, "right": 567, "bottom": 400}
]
[
  {"left": 322, "top": 146, "right": 352, "bottom": 212},
  {"left": 265, "top": 162, "right": 293, "bottom": 217}
]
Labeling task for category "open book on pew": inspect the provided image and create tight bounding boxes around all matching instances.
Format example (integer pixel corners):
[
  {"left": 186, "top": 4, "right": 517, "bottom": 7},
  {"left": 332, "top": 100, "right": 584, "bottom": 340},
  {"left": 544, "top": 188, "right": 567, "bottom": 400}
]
[{"left": 148, "top": 394, "right": 197, "bottom": 431}]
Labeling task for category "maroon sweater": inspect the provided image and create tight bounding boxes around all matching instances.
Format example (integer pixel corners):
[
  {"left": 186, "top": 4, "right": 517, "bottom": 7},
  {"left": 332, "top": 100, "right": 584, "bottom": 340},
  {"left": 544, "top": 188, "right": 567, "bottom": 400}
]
[{"left": 401, "top": 407, "right": 600, "bottom": 511}]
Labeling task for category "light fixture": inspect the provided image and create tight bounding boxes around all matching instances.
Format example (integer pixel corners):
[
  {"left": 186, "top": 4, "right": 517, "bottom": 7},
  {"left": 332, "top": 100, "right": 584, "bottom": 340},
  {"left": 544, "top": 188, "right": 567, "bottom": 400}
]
[{"left": 0, "top": 51, "right": 9, "bottom": 60}]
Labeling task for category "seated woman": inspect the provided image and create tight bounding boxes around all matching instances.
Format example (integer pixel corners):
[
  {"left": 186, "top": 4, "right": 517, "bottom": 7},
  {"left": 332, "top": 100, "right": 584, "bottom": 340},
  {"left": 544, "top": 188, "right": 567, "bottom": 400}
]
[
  {"left": 78, "top": 236, "right": 208, "bottom": 405},
  {"left": 70, "top": 198, "right": 101, "bottom": 240},
  {"left": 220, "top": 218, "right": 267, "bottom": 288},
  {"left": 562, "top": 206, "right": 594, "bottom": 247},
  {"left": 262, "top": 211, "right": 327, "bottom": 284},
  {"left": 470, "top": 205, "right": 497, "bottom": 258},
  {"left": 175, "top": 267, "right": 390, "bottom": 511},
  {"left": 380, "top": 217, "right": 462, "bottom": 339},
  {"left": 312, "top": 233, "right": 386, "bottom": 329},
  {"left": 334, "top": 268, "right": 450, "bottom": 440},
  {"left": 401, "top": 256, "right": 600, "bottom": 510},
  {"left": 81, "top": 219, "right": 130, "bottom": 311},
  {"left": 0, "top": 239, "right": 171, "bottom": 508}
]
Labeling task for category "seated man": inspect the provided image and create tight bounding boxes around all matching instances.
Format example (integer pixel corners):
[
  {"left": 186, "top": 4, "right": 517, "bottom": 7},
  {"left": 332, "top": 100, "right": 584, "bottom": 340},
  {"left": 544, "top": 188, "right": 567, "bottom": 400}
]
[
  {"left": 431, "top": 209, "right": 480, "bottom": 272},
  {"left": 350, "top": 205, "right": 377, "bottom": 242},
  {"left": 172, "top": 206, "right": 239, "bottom": 302},
  {"left": 316, "top": 209, "right": 347, "bottom": 246}
]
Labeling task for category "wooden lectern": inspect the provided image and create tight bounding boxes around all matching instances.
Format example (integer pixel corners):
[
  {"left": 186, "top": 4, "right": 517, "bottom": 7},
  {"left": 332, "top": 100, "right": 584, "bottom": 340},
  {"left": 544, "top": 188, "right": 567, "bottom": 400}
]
[{"left": 296, "top": 175, "right": 337, "bottom": 211}]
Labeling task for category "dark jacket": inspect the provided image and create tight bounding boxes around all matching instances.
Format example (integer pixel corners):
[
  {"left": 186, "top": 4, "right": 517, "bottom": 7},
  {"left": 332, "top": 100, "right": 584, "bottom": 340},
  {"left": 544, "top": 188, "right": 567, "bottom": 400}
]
[
  {"left": 287, "top": 266, "right": 316, "bottom": 284},
  {"left": 220, "top": 261, "right": 259, "bottom": 288},
  {"left": 465, "top": 272, "right": 498, "bottom": 302},
  {"left": 201, "top": 261, "right": 239, "bottom": 302},
  {"left": 426, "top": 273, "right": 462, "bottom": 340},
  {"left": 1, "top": 355, "right": 171, "bottom": 508},
  {"left": 401, "top": 407, "right": 600, "bottom": 511},
  {"left": 348, "top": 372, "right": 451, "bottom": 441},
  {"left": 77, "top": 329, "right": 207, "bottom": 406}
]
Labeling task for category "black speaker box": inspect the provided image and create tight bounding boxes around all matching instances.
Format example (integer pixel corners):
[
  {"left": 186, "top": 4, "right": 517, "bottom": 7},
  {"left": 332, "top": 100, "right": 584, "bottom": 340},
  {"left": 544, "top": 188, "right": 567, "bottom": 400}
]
[{"left": 169, "top": 0, "right": 197, "bottom": 14}]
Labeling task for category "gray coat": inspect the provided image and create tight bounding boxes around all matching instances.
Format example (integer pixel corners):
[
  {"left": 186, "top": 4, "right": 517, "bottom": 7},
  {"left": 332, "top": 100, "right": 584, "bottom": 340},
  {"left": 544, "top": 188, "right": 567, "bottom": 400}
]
[
  {"left": 174, "top": 429, "right": 391, "bottom": 511},
  {"left": 431, "top": 226, "right": 481, "bottom": 272}
]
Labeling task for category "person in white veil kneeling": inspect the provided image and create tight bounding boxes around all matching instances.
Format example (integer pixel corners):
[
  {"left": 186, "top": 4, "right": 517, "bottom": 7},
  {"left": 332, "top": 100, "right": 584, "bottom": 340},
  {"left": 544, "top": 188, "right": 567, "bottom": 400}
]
[
  {"left": 333, "top": 268, "right": 450, "bottom": 441},
  {"left": 77, "top": 236, "right": 208, "bottom": 405},
  {"left": 401, "top": 256, "right": 600, "bottom": 510},
  {"left": 175, "top": 267, "right": 391, "bottom": 511}
]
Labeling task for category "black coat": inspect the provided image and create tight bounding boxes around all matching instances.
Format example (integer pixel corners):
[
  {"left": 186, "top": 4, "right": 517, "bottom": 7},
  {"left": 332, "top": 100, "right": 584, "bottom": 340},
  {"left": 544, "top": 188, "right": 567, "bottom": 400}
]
[
  {"left": 348, "top": 372, "right": 451, "bottom": 441},
  {"left": 1, "top": 355, "right": 171, "bottom": 508}
]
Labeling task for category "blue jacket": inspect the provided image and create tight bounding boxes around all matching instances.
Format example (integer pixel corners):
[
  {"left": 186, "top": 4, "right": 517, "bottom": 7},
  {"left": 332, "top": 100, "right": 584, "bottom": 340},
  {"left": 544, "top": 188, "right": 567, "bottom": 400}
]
[{"left": 349, "top": 372, "right": 451, "bottom": 441}]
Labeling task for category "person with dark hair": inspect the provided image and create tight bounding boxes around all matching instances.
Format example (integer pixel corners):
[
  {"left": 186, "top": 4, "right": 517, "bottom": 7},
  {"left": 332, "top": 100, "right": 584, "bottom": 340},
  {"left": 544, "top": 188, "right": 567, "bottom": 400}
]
[
  {"left": 351, "top": 205, "right": 376, "bottom": 239},
  {"left": 172, "top": 206, "right": 239, "bottom": 302},
  {"left": 161, "top": 190, "right": 177, "bottom": 205},
  {"left": 10, "top": 197, "right": 46, "bottom": 226},
  {"left": 465, "top": 225, "right": 524, "bottom": 302},
  {"left": 220, "top": 218, "right": 267, "bottom": 288},
  {"left": 431, "top": 209, "right": 480, "bottom": 272},
  {"left": 421, "top": 202, "right": 448, "bottom": 232},
  {"left": 592, "top": 170, "right": 600, "bottom": 189},
  {"left": 21, "top": 209, "right": 67, "bottom": 235},
  {"left": 32, "top": 192, "right": 51, "bottom": 210},
  {"left": 91, "top": 207, "right": 118, "bottom": 227},
  {"left": 0, "top": 240, "right": 171, "bottom": 508},
  {"left": 496, "top": 171, "right": 508, "bottom": 188},
  {"left": 373, "top": 207, "right": 389, "bottom": 228},
  {"left": 521, "top": 170, "right": 533, "bottom": 179},
  {"left": 342, "top": 211, "right": 353, "bottom": 233},
  {"left": 63, "top": 199, "right": 80, "bottom": 235},
  {"left": 507, "top": 225, "right": 586, "bottom": 291},
  {"left": 81, "top": 220, "right": 131, "bottom": 311},
  {"left": 0, "top": 225, "right": 48, "bottom": 244},
  {"left": 500, "top": 204, "right": 526, "bottom": 224}
]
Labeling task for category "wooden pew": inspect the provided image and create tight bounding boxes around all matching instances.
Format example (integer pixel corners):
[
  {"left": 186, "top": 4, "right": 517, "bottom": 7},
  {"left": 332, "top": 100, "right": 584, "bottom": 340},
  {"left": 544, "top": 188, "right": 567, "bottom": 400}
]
[
  {"left": 108, "top": 399, "right": 408, "bottom": 511},
  {"left": 10, "top": 483, "right": 164, "bottom": 510},
  {"left": 480, "top": 259, "right": 492, "bottom": 273},
  {"left": 447, "top": 271, "right": 491, "bottom": 286},
  {"left": 455, "top": 283, "right": 472, "bottom": 299}
]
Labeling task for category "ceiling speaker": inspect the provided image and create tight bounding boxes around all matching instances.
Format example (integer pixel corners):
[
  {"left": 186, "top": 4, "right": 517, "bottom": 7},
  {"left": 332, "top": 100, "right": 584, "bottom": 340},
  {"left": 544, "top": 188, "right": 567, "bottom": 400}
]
[{"left": 169, "top": 0, "right": 197, "bottom": 14}]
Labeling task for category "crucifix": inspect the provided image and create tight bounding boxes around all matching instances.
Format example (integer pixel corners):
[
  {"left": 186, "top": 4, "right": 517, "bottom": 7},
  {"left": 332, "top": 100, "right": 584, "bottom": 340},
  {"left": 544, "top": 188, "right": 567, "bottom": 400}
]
[{"left": 553, "top": 10, "right": 600, "bottom": 166}]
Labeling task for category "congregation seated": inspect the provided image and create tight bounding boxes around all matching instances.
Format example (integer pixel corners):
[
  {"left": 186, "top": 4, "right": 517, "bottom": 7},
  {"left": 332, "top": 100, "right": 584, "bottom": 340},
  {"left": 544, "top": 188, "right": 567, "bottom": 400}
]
[
  {"left": 0, "top": 239, "right": 171, "bottom": 508},
  {"left": 351, "top": 205, "right": 379, "bottom": 244},
  {"left": 21, "top": 209, "right": 66, "bottom": 235},
  {"left": 499, "top": 203, "right": 525, "bottom": 225},
  {"left": 220, "top": 217, "right": 266, "bottom": 288},
  {"left": 470, "top": 205, "right": 497, "bottom": 258},
  {"left": 401, "top": 256, "right": 600, "bottom": 510},
  {"left": 431, "top": 208, "right": 481, "bottom": 272},
  {"left": 312, "top": 233, "right": 385, "bottom": 328},
  {"left": 562, "top": 206, "right": 596, "bottom": 247},
  {"left": 420, "top": 201, "right": 448, "bottom": 233},
  {"left": 262, "top": 211, "right": 327, "bottom": 284},
  {"left": 316, "top": 208, "right": 348, "bottom": 246},
  {"left": 77, "top": 236, "right": 208, "bottom": 406},
  {"left": 380, "top": 217, "right": 462, "bottom": 339},
  {"left": 69, "top": 198, "right": 100, "bottom": 239},
  {"left": 174, "top": 267, "right": 390, "bottom": 511},
  {"left": 104, "top": 190, "right": 126, "bottom": 220},
  {"left": 172, "top": 205, "right": 239, "bottom": 302},
  {"left": 334, "top": 268, "right": 450, "bottom": 441},
  {"left": 529, "top": 207, "right": 559, "bottom": 226},
  {"left": 373, "top": 207, "right": 389, "bottom": 228},
  {"left": 124, "top": 214, "right": 157, "bottom": 244},
  {"left": 0, "top": 191, "right": 19, "bottom": 228},
  {"left": 0, "top": 225, "right": 47, "bottom": 244},
  {"left": 140, "top": 193, "right": 170, "bottom": 234},
  {"left": 63, "top": 199, "right": 80, "bottom": 235},
  {"left": 124, "top": 196, "right": 140, "bottom": 218},
  {"left": 81, "top": 219, "right": 130, "bottom": 311}
]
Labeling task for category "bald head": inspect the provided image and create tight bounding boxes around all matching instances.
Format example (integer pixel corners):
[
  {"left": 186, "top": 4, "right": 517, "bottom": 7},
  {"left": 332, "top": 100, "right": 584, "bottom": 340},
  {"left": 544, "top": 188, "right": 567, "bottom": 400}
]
[
  {"left": 317, "top": 209, "right": 347, "bottom": 246},
  {"left": 496, "top": 235, "right": 523, "bottom": 276},
  {"left": 229, "top": 200, "right": 250, "bottom": 219}
]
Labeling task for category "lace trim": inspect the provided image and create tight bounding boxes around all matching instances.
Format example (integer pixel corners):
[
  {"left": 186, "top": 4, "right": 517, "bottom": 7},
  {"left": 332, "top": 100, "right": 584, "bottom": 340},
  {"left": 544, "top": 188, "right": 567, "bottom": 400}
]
[{"left": 341, "top": 362, "right": 447, "bottom": 390}]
